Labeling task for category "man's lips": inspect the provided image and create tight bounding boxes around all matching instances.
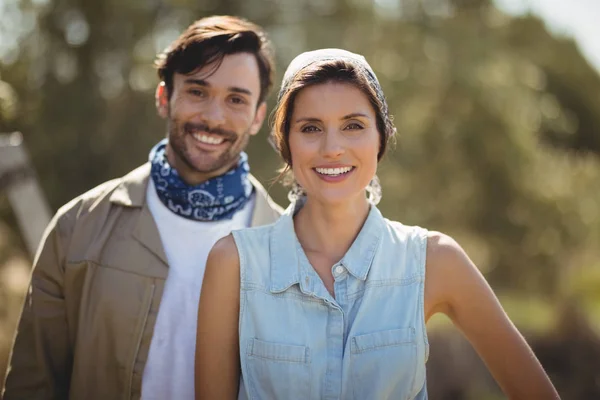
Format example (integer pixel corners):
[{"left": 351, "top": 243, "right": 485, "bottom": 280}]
[
  {"left": 190, "top": 132, "right": 226, "bottom": 145},
  {"left": 184, "top": 123, "right": 237, "bottom": 144}
]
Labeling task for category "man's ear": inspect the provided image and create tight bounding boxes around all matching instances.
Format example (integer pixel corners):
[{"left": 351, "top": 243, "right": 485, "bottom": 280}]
[
  {"left": 155, "top": 82, "right": 169, "bottom": 118},
  {"left": 249, "top": 102, "right": 267, "bottom": 136}
]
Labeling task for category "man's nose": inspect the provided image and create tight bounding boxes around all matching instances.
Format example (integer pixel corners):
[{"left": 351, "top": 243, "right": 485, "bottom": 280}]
[{"left": 203, "top": 99, "right": 226, "bottom": 126}]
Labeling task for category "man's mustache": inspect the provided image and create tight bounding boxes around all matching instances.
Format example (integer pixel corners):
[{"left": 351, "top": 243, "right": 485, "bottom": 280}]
[{"left": 184, "top": 122, "right": 237, "bottom": 141}]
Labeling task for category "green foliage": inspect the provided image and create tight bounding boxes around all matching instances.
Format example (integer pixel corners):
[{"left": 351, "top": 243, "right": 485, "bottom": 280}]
[{"left": 1, "top": 0, "right": 599, "bottom": 397}]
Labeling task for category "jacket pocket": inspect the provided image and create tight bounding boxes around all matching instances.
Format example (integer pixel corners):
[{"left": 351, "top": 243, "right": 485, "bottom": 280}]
[
  {"left": 350, "top": 328, "right": 417, "bottom": 400},
  {"left": 245, "top": 338, "right": 310, "bottom": 400}
]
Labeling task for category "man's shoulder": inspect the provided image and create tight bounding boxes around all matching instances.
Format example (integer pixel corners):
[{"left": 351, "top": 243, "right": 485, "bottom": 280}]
[
  {"left": 55, "top": 164, "right": 149, "bottom": 226},
  {"left": 254, "top": 189, "right": 284, "bottom": 215},
  {"left": 248, "top": 174, "right": 284, "bottom": 226}
]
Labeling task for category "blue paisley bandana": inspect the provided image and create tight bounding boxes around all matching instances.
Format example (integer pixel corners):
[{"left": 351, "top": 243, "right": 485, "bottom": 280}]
[{"left": 149, "top": 139, "right": 253, "bottom": 221}]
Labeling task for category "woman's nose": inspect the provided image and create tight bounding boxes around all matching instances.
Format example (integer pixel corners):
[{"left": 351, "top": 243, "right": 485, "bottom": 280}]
[{"left": 320, "top": 130, "right": 345, "bottom": 159}]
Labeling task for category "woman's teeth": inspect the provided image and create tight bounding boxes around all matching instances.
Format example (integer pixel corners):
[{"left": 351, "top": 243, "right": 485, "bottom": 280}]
[
  {"left": 315, "top": 166, "right": 354, "bottom": 176},
  {"left": 192, "top": 133, "right": 225, "bottom": 145}
]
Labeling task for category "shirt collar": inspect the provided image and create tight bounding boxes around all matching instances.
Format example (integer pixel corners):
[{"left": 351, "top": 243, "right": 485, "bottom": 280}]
[
  {"left": 340, "top": 205, "right": 384, "bottom": 280},
  {"left": 269, "top": 201, "right": 384, "bottom": 293},
  {"left": 269, "top": 202, "right": 303, "bottom": 293}
]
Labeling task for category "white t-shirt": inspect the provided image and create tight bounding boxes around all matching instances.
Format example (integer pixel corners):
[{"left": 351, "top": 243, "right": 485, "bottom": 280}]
[{"left": 140, "top": 179, "right": 254, "bottom": 400}]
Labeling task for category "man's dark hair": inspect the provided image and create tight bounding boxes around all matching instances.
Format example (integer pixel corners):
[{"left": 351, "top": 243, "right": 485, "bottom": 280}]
[{"left": 155, "top": 15, "right": 274, "bottom": 105}]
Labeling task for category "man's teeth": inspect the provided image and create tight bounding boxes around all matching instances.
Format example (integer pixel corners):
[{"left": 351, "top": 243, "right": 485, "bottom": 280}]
[
  {"left": 192, "top": 133, "right": 224, "bottom": 145},
  {"left": 315, "top": 166, "right": 353, "bottom": 176}
]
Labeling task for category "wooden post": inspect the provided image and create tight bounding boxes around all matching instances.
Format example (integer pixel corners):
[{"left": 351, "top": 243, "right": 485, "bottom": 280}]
[{"left": 0, "top": 132, "right": 51, "bottom": 258}]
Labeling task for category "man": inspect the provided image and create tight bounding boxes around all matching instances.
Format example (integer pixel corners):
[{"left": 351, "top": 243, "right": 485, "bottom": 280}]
[{"left": 3, "top": 15, "right": 281, "bottom": 400}]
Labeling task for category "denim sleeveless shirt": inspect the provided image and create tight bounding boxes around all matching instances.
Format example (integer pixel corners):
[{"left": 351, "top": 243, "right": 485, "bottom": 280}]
[{"left": 232, "top": 202, "right": 429, "bottom": 400}]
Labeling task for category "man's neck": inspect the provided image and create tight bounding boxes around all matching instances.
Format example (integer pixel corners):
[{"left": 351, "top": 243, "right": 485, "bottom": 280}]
[{"left": 167, "top": 155, "right": 239, "bottom": 186}]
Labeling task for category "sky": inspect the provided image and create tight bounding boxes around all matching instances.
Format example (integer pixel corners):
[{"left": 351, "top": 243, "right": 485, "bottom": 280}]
[{"left": 493, "top": 0, "right": 600, "bottom": 72}]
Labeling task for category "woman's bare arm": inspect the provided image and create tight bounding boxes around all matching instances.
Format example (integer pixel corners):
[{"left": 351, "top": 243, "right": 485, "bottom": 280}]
[
  {"left": 195, "top": 234, "right": 241, "bottom": 400},
  {"left": 424, "top": 232, "right": 560, "bottom": 400}
]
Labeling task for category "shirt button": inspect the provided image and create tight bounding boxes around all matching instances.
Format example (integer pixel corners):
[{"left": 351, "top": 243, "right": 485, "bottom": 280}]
[{"left": 334, "top": 265, "right": 345, "bottom": 275}]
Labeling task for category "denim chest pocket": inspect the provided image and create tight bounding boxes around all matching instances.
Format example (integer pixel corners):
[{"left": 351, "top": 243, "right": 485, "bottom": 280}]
[
  {"left": 350, "top": 328, "right": 417, "bottom": 400},
  {"left": 245, "top": 338, "right": 311, "bottom": 400}
]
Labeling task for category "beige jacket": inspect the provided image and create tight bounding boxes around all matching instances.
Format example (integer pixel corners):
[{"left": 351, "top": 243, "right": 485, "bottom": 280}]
[{"left": 3, "top": 163, "right": 282, "bottom": 400}]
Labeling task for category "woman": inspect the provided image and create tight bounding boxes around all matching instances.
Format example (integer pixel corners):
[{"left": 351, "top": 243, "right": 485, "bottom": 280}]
[{"left": 195, "top": 49, "right": 560, "bottom": 399}]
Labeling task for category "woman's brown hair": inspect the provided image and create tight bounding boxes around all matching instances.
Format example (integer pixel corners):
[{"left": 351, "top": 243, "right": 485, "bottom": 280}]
[{"left": 270, "top": 58, "right": 396, "bottom": 172}]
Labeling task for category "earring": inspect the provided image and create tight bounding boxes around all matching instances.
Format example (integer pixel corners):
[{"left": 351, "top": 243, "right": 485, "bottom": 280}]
[
  {"left": 287, "top": 180, "right": 306, "bottom": 203},
  {"left": 366, "top": 175, "right": 382, "bottom": 205}
]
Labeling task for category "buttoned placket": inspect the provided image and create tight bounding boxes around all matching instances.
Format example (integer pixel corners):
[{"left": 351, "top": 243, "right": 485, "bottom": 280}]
[
  {"left": 318, "top": 262, "right": 348, "bottom": 400},
  {"left": 256, "top": 203, "right": 426, "bottom": 400},
  {"left": 297, "top": 260, "right": 349, "bottom": 400},
  {"left": 286, "top": 204, "right": 383, "bottom": 400}
]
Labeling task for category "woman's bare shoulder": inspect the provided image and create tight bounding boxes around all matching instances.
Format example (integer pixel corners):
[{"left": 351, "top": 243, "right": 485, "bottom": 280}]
[{"left": 206, "top": 234, "right": 240, "bottom": 273}]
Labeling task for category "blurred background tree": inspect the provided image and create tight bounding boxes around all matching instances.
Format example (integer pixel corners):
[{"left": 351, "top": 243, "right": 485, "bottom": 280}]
[{"left": 1, "top": 0, "right": 599, "bottom": 398}]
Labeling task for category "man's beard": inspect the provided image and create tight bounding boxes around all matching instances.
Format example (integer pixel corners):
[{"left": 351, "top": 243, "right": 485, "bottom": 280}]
[{"left": 167, "top": 118, "right": 250, "bottom": 174}]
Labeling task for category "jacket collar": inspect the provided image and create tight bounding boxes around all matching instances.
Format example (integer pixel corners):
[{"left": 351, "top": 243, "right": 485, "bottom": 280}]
[
  {"left": 107, "top": 164, "right": 165, "bottom": 264},
  {"left": 108, "top": 163, "right": 282, "bottom": 267},
  {"left": 109, "top": 163, "right": 150, "bottom": 207},
  {"left": 269, "top": 201, "right": 384, "bottom": 294},
  {"left": 108, "top": 163, "right": 282, "bottom": 224}
]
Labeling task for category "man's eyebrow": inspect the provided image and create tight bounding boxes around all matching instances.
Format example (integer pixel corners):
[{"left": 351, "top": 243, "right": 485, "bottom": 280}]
[
  {"left": 229, "top": 87, "right": 253, "bottom": 96},
  {"left": 183, "top": 78, "right": 209, "bottom": 86},
  {"left": 183, "top": 79, "right": 253, "bottom": 96}
]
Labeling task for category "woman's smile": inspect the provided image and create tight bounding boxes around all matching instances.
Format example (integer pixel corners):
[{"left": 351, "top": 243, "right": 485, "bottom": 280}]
[
  {"left": 313, "top": 165, "right": 356, "bottom": 182},
  {"left": 289, "top": 81, "right": 380, "bottom": 204}
]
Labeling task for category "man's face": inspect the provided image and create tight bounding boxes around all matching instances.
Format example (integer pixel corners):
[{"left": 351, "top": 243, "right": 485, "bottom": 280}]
[{"left": 156, "top": 52, "right": 266, "bottom": 185}]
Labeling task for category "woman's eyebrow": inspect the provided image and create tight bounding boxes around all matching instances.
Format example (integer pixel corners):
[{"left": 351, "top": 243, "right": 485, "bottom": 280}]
[
  {"left": 294, "top": 117, "right": 322, "bottom": 123},
  {"left": 341, "top": 112, "right": 369, "bottom": 120},
  {"left": 294, "top": 113, "right": 370, "bottom": 124}
]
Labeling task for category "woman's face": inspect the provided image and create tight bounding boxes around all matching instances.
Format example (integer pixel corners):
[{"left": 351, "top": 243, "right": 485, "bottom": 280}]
[{"left": 288, "top": 81, "right": 380, "bottom": 206}]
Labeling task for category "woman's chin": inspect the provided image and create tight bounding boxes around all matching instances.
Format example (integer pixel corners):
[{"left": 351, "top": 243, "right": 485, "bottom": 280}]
[{"left": 306, "top": 190, "right": 368, "bottom": 207}]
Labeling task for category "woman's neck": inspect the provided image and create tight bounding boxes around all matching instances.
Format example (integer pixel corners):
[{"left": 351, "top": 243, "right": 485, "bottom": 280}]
[{"left": 293, "top": 195, "right": 370, "bottom": 263}]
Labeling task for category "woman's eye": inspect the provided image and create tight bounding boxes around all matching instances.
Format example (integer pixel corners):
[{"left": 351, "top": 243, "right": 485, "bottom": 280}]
[
  {"left": 345, "top": 122, "right": 363, "bottom": 130},
  {"left": 301, "top": 125, "right": 320, "bottom": 133}
]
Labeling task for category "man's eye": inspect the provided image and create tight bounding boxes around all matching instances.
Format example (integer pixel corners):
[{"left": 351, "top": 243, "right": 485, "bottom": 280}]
[
  {"left": 188, "top": 88, "right": 207, "bottom": 97},
  {"left": 230, "top": 96, "right": 246, "bottom": 105}
]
